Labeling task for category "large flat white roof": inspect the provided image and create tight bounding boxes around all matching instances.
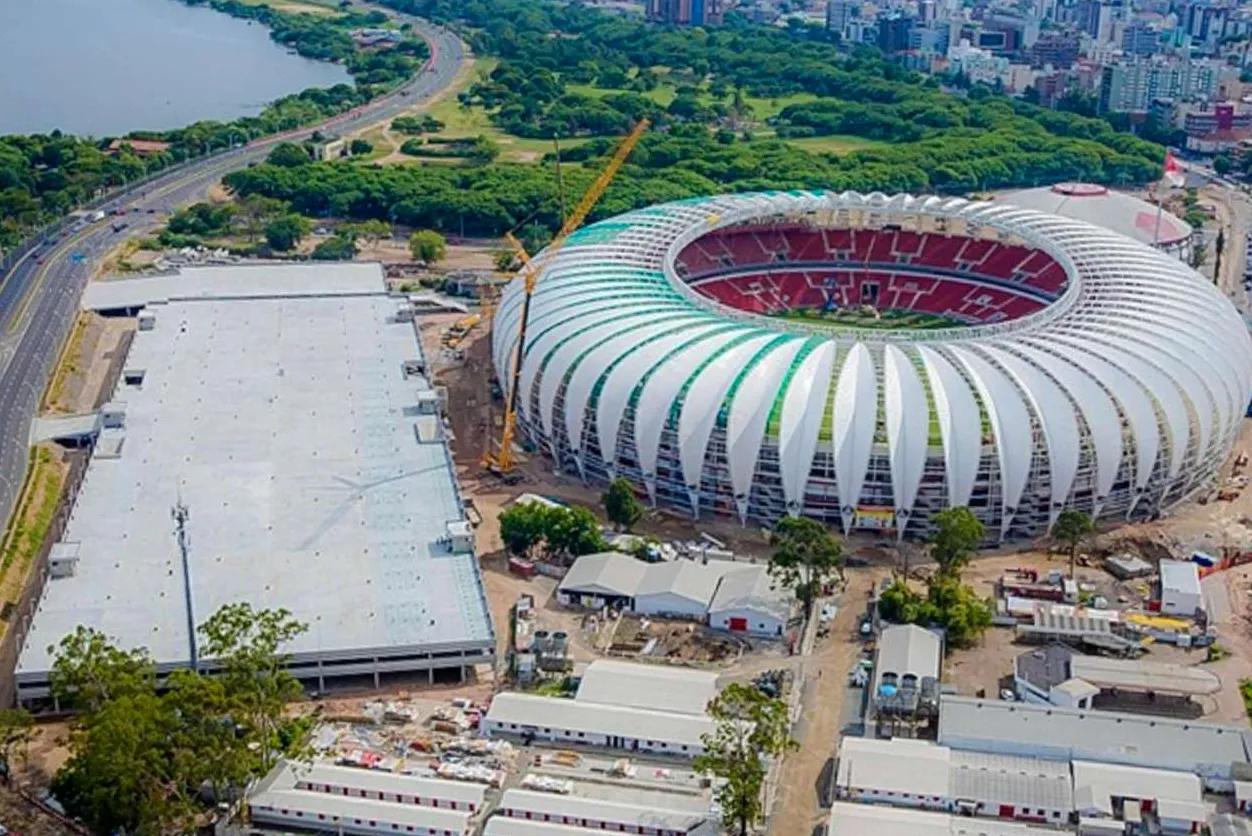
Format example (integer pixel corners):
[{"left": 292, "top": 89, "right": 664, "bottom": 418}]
[
  {"left": 19, "top": 264, "right": 493, "bottom": 682},
  {"left": 939, "top": 697, "right": 1250, "bottom": 775},
  {"left": 82, "top": 262, "right": 387, "bottom": 310},
  {"left": 486, "top": 692, "right": 713, "bottom": 750},
  {"left": 874, "top": 624, "right": 942, "bottom": 693},
  {"left": 575, "top": 660, "right": 718, "bottom": 716}
]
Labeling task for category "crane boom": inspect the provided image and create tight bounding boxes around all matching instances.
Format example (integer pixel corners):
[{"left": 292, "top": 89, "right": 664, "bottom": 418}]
[{"left": 483, "top": 119, "right": 650, "bottom": 475}]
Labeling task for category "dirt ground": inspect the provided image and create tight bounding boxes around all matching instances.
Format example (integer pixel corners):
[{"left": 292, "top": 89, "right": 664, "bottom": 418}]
[{"left": 43, "top": 314, "right": 135, "bottom": 416}]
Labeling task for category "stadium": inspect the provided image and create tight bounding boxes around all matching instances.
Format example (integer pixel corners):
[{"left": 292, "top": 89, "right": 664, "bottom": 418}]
[{"left": 492, "top": 191, "right": 1252, "bottom": 541}]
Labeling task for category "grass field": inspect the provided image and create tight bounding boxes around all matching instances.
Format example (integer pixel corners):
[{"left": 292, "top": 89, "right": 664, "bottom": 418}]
[
  {"left": 783, "top": 134, "right": 886, "bottom": 154},
  {"left": 770, "top": 307, "right": 962, "bottom": 331}
]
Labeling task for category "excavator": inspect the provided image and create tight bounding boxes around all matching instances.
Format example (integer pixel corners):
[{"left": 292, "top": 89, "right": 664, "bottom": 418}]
[{"left": 481, "top": 119, "right": 650, "bottom": 477}]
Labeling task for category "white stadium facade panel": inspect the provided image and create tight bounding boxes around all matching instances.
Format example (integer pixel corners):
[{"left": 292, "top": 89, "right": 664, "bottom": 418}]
[{"left": 492, "top": 191, "right": 1252, "bottom": 541}]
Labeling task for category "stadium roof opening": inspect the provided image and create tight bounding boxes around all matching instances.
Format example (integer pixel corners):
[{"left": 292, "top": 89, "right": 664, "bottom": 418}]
[{"left": 18, "top": 264, "right": 494, "bottom": 700}]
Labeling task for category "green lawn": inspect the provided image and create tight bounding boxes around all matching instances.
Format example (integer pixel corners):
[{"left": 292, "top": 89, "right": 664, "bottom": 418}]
[{"left": 780, "top": 134, "right": 886, "bottom": 155}]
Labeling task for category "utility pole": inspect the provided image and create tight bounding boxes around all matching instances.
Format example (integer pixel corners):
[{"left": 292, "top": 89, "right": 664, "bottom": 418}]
[
  {"left": 172, "top": 498, "right": 198, "bottom": 670},
  {"left": 1214, "top": 226, "right": 1225, "bottom": 287}
]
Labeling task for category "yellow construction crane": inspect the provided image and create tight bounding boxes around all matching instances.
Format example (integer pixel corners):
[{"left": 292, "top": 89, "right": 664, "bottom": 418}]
[{"left": 482, "top": 118, "right": 650, "bottom": 476}]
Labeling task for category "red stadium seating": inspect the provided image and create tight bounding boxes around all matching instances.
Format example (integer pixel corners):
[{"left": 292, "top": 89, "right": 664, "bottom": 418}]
[{"left": 674, "top": 225, "right": 1068, "bottom": 323}]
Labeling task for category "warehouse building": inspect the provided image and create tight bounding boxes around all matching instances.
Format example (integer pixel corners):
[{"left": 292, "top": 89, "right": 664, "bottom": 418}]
[
  {"left": 827, "top": 801, "right": 1073, "bottom": 836},
  {"left": 1013, "top": 646, "right": 1219, "bottom": 709},
  {"left": 248, "top": 759, "right": 482, "bottom": 836},
  {"left": 872, "top": 625, "right": 942, "bottom": 721},
  {"left": 481, "top": 692, "right": 713, "bottom": 757},
  {"left": 574, "top": 660, "right": 718, "bottom": 716},
  {"left": 495, "top": 789, "right": 712, "bottom": 836},
  {"left": 17, "top": 264, "right": 494, "bottom": 704},
  {"left": 939, "top": 696, "right": 1251, "bottom": 785},
  {"left": 557, "top": 552, "right": 648, "bottom": 610},
  {"left": 558, "top": 553, "right": 791, "bottom": 636},
  {"left": 483, "top": 819, "right": 622, "bottom": 836},
  {"left": 706, "top": 565, "right": 791, "bottom": 637},
  {"left": 1071, "top": 761, "right": 1206, "bottom": 833},
  {"left": 834, "top": 737, "right": 1073, "bottom": 823}
]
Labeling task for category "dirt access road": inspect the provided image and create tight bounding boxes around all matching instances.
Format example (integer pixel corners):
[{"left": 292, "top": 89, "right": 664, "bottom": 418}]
[{"left": 769, "top": 570, "right": 879, "bottom": 836}]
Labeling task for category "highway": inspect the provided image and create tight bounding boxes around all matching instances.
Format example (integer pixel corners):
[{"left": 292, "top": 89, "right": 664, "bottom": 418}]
[{"left": 0, "top": 15, "right": 467, "bottom": 537}]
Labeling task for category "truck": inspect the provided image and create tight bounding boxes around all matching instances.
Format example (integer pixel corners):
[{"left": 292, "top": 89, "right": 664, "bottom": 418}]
[{"left": 87, "top": 210, "right": 105, "bottom": 223}]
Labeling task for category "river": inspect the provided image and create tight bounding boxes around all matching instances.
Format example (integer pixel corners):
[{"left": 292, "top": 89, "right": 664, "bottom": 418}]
[{"left": 0, "top": 0, "right": 353, "bottom": 137}]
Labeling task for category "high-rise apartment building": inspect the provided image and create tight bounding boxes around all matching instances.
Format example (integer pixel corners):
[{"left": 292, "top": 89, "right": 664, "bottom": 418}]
[
  {"left": 646, "top": 0, "right": 723, "bottom": 25},
  {"left": 1099, "top": 58, "right": 1217, "bottom": 112}
]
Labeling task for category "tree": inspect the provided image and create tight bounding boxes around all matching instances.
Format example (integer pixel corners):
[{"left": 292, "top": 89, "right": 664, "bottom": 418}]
[
  {"left": 265, "top": 213, "right": 312, "bottom": 252},
  {"left": 349, "top": 138, "right": 373, "bottom": 156},
  {"left": 768, "top": 516, "right": 843, "bottom": 618},
  {"left": 602, "top": 477, "right": 644, "bottom": 531},
  {"left": 341, "top": 219, "right": 393, "bottom": 249},
  {"left": 1215, "top": 154, "right": 1232, "bottom": 176},
  {"left": 493, "top": 249, "right": 520, "bottom": 272},
  {"left": 163, "top": 670, "right": 254, "bottom": 806},
  {"left": 499, "top": 501, "right": 551, "bottom": 557},
  {"left": 266, "top": 142, "right": 311, "bottom": 167},
  {"left": 409, "top": 228, "right": 447, "bottom": 264},
  {"left": 1052, "top": 508, "right": 1094, "bottom": 578},
  {"left": 693, "top": 683, "right": 796, "bottom": 836},
  {"left": 198, "top": 603, "right": 308, "bottom": 773},
  {"left": 545, "top": 505, "right": 607, "bottom": 559},
  {"left": 48, "top": 625, "right": 156, "bottom": 713},
  {"left": 237, "top": 194, "right": 285, "bottom": 242},
  {"left": 312, "top": 234, "right": 359, "bottom": 260},
  {"left": 0, "top": 709, "right": 34, "bottom": 786},
  {"left": 51, "top": 692, "right": 191, "bottom": 836},
  {"left": 877, "top": 575, "right": 992, "bottom": 647},
  {"left": 929, "top": 506, "right": 984, "bottom": 576}
]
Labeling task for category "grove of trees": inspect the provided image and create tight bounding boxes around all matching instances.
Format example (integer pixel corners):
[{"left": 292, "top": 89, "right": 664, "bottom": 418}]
[
  {"left": 877, "top": 507, "right": 993, "bottom": 647},
  {"left": 47, "top": 604, "right": 310, "bottom": 835},
  {"left": 498, "top": 500, "right": 608, "bottom": 561}
]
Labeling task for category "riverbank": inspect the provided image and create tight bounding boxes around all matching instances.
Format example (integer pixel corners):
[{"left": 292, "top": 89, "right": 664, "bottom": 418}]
[{"left": 0, "top": 0, "right": 429, "bottom": 251}]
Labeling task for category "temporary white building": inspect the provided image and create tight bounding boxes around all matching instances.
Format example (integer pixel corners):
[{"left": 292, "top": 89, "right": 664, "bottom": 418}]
[
  {"left": 1159, "top": 560, "right": 1203, "bottom": 617},
  {"left": 575, "top": 660, "right": 718, "bottom": 716},
  {"left": 706, "top": 566, "right": 791, "bottom": 637},
  {"left": 632, "top": 560, "right": 732, "bottom": 619}
]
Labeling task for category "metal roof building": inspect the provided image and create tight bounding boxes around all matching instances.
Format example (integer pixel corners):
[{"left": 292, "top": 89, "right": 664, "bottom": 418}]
[
  {"left": 633, "top": 560, "right": 733, "bottom": 618},
  {"left": 574, "top": 660, "right": 719, "bottom": 716},
  {"left": 482, "top": 819, "right": 618, "bottom": 836},
  {"left": 706, "top": 565, "right": 792, "bottom": 637},
  {"left": 248, "top": 759, "right": 479, "bottom": 836},
  {"left": 482, "top": 692, "right": 714, "bottom": 757},
  {"left": 17, "top": 264, "right": 494, "bottom": 703},
  {"left": 496, "top": 789, "right": 710, "bottom": 836},
  {"left": 949, "top": 750, "right": 1073, "bottom": 822},
  {"left": 939, "top": 696, "right": 1251, "bottom": 782},
  {"left": 286, "top": 760, "right": 486, "bottom": 810},
  {"left": 1068, "top": 655, "right": 1220, "bottom": 695},
  {"left": 874, "top": 624, "right": 942, "bottom": 697},
  {"left": 557, "top": 552, "right": 648, "bottom": 603},
  {"left": 494, "top": 190, "right": 1251, "bottom": 541},
  {"left": 836, "top": 737, "right": 952, "bottom": 802},
  {"left": 827, "top": 801, "right": 1074, "bottom": 836},
  {"left": 1071, "top": 760, "right": 1203, "bottom": 820}
]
